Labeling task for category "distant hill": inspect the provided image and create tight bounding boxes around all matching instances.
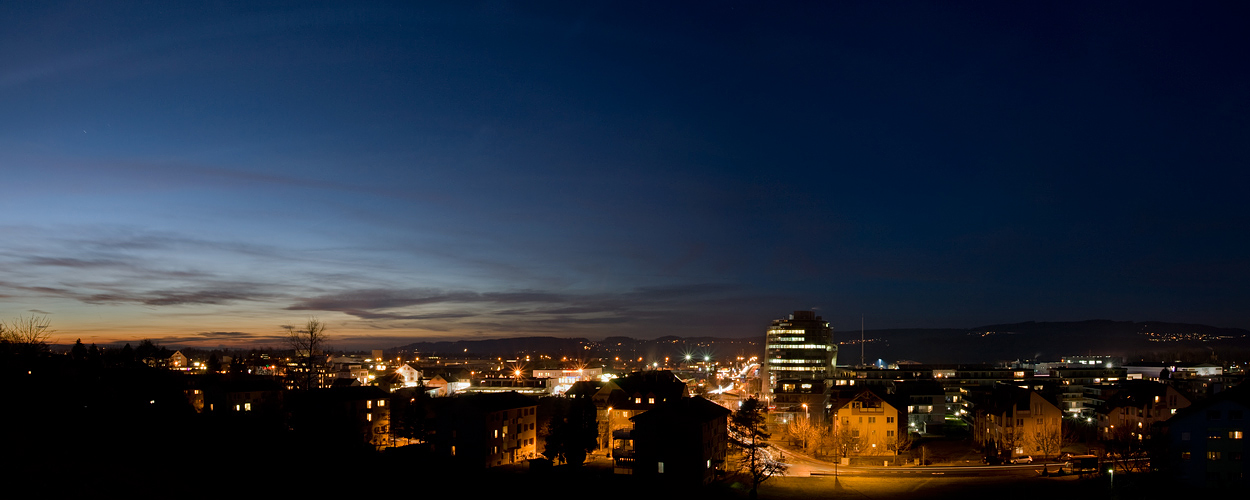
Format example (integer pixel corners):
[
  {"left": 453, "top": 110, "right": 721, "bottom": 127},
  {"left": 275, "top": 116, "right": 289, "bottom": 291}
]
[
  {"left": 387, "top": 320, "right": 1250, "bottom": 365},
  {"left": 855, "top": 320, "right": 1250, "bottom": 364},
  {"left": 390, "top": 335, "right": 760, "bottom": 363},
  {"left": 392, "top": 336, "right": 592, "bottom": 358}
]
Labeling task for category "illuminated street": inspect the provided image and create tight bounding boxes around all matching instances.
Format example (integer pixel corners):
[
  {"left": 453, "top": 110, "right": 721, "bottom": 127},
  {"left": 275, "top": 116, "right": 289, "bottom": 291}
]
[{"left": 756, "top": 472, "right": 1096, "bottom": 500}]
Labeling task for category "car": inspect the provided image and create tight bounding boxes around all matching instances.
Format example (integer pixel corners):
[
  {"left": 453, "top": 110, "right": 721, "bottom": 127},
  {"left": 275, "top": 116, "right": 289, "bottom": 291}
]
[{"left": 1011, "top": 455, "right": 1033, "bottom": 464}]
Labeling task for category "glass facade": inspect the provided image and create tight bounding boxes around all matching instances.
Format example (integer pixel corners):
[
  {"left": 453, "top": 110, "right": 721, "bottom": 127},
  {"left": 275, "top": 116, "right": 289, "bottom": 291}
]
[{"left": 763, "top": 311, "right": 836, "bottom": 395}]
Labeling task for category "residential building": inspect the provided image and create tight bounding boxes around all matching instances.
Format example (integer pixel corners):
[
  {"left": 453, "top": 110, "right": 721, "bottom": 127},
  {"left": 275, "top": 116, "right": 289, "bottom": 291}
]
[
  {"left": 1165, "top": 384, "right": 1249, "bottom": 489},
  {"left": 771, "top": 378, "right": 829, "bottom": 426},
  {"left": 1097, "top": 380, "right": 1191, "bottom": 440},
  {"left": 532, "top": 367, "right": 604, "bottom": 395},
  {"left": 290, "top": 386, "right": 391, "bottom": 450},
  {"left": 572, "top": 371, "right": 688, "bottom": 453},
  {"left": 896, "top": 380, "right": 948, "bottom": 434},
  {"left": 395, "top": 363, "right": 422, "bottom": 386},
  {"left": 168, "top": 351, "right": 188, "bottom": 370},
  {"left": 426, "top": 373, "right": 470, "bottom": 396},
  {"left": 430, "top": 392, "right": 539, "bottom": 468},
  {"left": 830, "top": 389, "right": 907, "bottom": 457},
  {"left": 971, "top": 385, "right": 1064, "bottom": 459},
  {"left": 629, "top": 396, "right": 731, "bottom": 485}
]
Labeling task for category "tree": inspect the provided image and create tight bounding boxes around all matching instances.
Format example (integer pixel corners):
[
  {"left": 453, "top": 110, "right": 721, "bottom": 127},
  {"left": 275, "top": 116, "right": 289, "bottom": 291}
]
[
  {"left": 71, "top": 339, "right": 88, "bottom": 361},
  {"left": 730, "top": 398, "right": 787, "bottom": 499},
  {"left": 1031, "top": 420, "right": 1064, "bottom": 459},
  {"left": 228, "top": 355, "right": 247, "bottom": 375},
  {"left": 825, "top": 420, "right": 859, "bottom": 461},
  {"left": 542, "top": 397, "right": 598, "bottom": 466},
  {"left": 1103, "top": 424, "right": 1150, "bottom": 473},
  {"left": 894, "top": 430, "right": 915, "bottom": 457},
  {"left": 134, "top": 339, "right": 169, "bottom": 367},
  {"left": 786, "top": 414, "right": 821, "bottom": 454},
  {"left": 543, "top": 415, "right": 568, "bottom": 465},
  {"left": 1001, "top": 429, "right": 1026, "bottom": 459},
  {"left": 284, "top": 318, "right": 329, "bottom": 390},
  {"left": 118, "top": 343, "right": 133, "bottom": 364},
  {"left": 0, "top": 314, "right": 55, "bottom": 354},
  {"left": 391, "top": 391, "right": 432, "bottom": 446}
]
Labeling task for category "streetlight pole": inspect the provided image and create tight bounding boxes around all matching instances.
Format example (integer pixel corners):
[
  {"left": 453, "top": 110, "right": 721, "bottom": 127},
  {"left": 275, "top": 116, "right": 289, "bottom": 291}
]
[{"left": 801, "top": 403, "right": 809, "bottom": 450}]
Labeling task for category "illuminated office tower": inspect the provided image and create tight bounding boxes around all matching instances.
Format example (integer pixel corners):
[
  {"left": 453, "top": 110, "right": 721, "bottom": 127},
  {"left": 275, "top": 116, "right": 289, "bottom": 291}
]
[{"left": 762, "top": 311, "right": 835, "bottom": 397}]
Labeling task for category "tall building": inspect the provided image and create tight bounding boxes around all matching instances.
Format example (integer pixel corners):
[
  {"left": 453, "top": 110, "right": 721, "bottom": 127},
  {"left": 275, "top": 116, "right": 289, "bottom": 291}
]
[{"left": 762, "top": 311, "right": 836, "bottom": 399}]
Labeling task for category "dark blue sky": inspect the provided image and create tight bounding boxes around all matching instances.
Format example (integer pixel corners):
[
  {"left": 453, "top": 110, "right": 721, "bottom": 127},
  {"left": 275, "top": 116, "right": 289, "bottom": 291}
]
[{"left": 2, "top": 2, "right": 1247, "bottom": 348}]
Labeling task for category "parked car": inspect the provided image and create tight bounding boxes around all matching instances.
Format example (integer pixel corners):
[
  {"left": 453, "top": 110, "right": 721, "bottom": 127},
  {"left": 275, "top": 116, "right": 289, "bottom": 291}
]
[{"left": 1010, "top": 455, "right": 1033, "bottom": 464}]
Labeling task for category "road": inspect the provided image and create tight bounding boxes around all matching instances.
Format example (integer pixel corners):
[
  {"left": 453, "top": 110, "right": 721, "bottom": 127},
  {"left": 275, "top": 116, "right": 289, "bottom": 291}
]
[
  {"left": 773, "top": 443, "right": 1064, "bottom": 478},
  {"left": 756, "top": 472, "right": 1094, "bottom": 500}
]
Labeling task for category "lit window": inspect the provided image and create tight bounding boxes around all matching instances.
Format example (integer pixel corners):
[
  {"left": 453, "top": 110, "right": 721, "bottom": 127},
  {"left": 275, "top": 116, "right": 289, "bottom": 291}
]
[
  {"left": 1232, "top": 431, "right": 1244, "bottom": 440},
  {"left": 1208, "top": 451, "right": 1221, "bottom": 460},
  {"left": 379, "top": 400, "right": 385, "bottom": 407},
  {"left": 244, "top": 403, "right": 251, "bottom": 411},
  {"left": 367, "top": 413, "right": 372, "bottom": 422},
  {"left": 635, "top": 397, "right": 641, "bottom": 404},
  {"left": 367, "top": 400, "right": 372, "bottom": 409},
  {"left": 648, "top": 398, "right": 655, "bottom": 404}
]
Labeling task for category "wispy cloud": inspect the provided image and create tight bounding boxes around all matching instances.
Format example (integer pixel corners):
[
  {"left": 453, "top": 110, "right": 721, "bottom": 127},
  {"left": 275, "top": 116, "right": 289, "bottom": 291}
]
[
  {"left": 286, "top": 283, "right": 745, "bottom": 334},
  {"left": 0, "top": 279, "right": 277, "bottom": 307},
  {"left": 197, "top": 331, "right": 253, "bottom": 338}
]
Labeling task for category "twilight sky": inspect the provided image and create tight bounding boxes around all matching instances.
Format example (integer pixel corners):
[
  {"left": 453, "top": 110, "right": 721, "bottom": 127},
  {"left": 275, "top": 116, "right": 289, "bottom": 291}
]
[{"left": 2, "top": 2, "right": 1248, "bottom": 349}]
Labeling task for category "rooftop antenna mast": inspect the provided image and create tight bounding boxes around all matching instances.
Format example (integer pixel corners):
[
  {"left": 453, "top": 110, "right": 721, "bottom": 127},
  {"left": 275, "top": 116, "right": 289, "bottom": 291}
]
[{"left": 860, "top": 315, "right": 865, "bottom": 367}]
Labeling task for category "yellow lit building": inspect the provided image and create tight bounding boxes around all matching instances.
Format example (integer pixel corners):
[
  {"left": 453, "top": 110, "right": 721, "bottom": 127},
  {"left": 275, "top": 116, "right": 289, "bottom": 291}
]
[
  {"left": 831, "top": 390, "right": 906, "bottom": 456},
  {"left": 972, "top": 385, "right": 1064, "bottom": 459}
]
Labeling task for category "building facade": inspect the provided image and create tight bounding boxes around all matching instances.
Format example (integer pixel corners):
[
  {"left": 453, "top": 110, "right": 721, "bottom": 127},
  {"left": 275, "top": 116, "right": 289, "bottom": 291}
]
[
  {"left": 431, "top": 392, "right": 539, "bottom": 467},
  {"left": 1097, "top": 380, "right": 1191, "bottom": 440},
  {"left": 830, "top": 390, "right": 907, "bottom": 457},
  {"left": 629, "top": 396, "right": 730, "bottom": 485},
  {"left": 762, "top": 311, "right": 835, "bottom": 402},
  {"left": 1165, "top": 385, "right": 1249, "bottom": 489},
  {"left": 972, "top": 385, "right": 1064, "bottom": 459}
]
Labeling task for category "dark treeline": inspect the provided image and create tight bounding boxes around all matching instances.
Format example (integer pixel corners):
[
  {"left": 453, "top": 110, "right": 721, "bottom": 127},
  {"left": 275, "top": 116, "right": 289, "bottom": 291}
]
[{"left": 1, "top": 341, "right": 371, "bottom": 493}]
